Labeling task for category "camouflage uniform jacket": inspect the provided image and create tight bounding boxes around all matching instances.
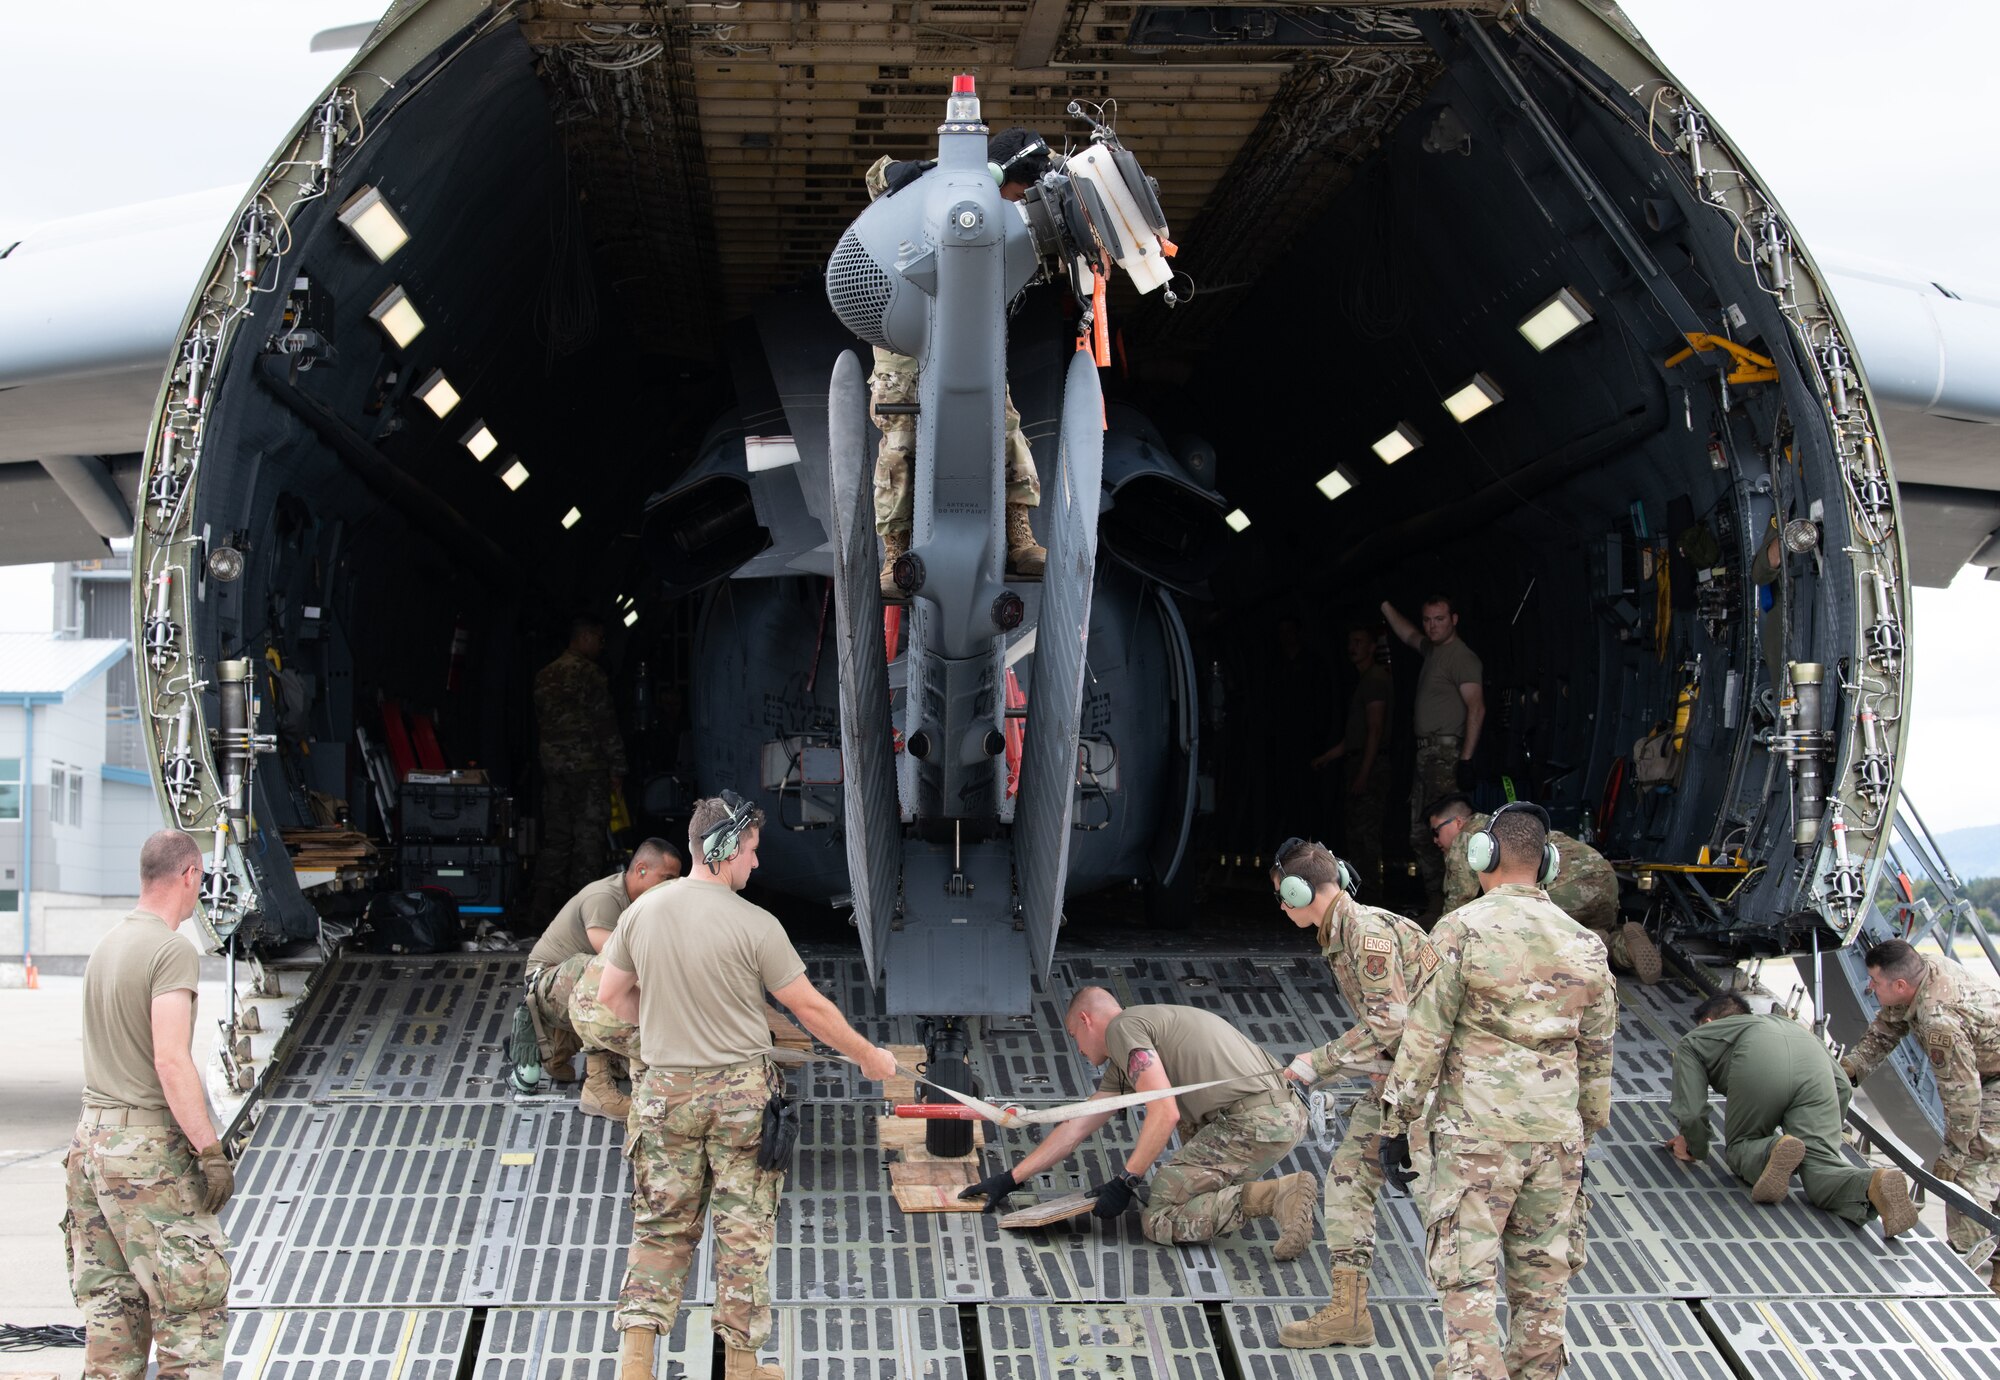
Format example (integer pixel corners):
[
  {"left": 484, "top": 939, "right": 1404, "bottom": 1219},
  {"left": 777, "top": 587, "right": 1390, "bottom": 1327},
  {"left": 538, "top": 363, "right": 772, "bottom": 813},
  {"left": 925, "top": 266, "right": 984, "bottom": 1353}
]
[
  {"left": 534, "top": 650, "right": 625, "bottom": 775},
  {"left": 1380, "top": 882, "right": 1616, "bottom": 1142},
  {"left": 1848, "top": 955, "right": 2000, "bottom": 1155},
  {"left": 1442, "top": 813, "right": 1618, "bottom": 930},
  {"left": 1304, "top": 892, "right": 1439, "bottom": 1079}
]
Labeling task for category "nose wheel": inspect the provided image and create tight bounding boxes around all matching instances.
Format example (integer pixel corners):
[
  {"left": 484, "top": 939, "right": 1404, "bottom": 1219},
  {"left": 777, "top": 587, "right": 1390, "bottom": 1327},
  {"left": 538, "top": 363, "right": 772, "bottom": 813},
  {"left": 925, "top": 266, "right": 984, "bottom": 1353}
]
[{"left": 919, "top": 1018, "right": 978, "bottom": 1158}]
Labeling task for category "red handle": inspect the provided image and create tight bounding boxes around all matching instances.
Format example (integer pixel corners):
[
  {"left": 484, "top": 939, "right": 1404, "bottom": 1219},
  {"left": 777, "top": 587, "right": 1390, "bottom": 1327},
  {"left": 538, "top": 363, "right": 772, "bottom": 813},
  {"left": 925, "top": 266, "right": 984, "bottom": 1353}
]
[{"left": 892, "top": 1103, "right": 981, "bottom": 1120}]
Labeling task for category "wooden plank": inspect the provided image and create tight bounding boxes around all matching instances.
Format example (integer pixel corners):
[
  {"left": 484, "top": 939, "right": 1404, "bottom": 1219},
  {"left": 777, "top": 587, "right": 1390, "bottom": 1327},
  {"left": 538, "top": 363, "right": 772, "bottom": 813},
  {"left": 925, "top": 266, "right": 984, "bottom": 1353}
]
[
  {"left": 888, "top": 1157, "right": 982, "bottom": 1213},
  {"left": 996, "top": 1190, "right": 1098, "bottom": 1229}
]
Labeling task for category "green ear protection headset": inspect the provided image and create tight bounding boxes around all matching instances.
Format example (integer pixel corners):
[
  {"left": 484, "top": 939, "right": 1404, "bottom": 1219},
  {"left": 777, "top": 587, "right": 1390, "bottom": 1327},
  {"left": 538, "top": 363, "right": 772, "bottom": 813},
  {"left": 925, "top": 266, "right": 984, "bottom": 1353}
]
[
  {"left": 699, "top": 789, "right": 759, "bottom": 865},
  {"left": 1274, "top": 838, "right": 1357, "bottom": 908},
  {"left": 1465, "top": 801, "right": 1560, "bottom": 886},
  {"left": 988, "top": 136, "right": 1050, "bottom": 188}
]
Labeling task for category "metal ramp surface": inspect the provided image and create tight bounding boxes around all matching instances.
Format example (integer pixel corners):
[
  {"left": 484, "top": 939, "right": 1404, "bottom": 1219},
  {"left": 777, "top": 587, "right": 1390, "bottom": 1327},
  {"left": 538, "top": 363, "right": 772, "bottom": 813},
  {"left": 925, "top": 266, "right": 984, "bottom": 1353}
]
[{"left": 223, "top": 945, "right": 2000, "bottom": 1378}]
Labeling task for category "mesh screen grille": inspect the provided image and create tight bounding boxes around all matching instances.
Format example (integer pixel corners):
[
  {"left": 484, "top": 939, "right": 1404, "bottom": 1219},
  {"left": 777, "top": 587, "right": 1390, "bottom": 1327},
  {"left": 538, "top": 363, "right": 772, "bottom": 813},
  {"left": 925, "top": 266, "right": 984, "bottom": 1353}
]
[{"left": 826, "top": 228, "right": 892, "bottom": 346}]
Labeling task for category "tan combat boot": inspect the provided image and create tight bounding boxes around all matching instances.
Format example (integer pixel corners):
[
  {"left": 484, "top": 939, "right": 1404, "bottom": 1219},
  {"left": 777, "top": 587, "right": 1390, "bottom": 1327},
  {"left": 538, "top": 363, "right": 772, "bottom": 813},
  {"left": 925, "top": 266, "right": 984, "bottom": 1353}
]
[
  {"left": 1622, "top": 921, "right": 1663, "bottom": 985},
  {"left": 618, "top": 1327, "right": 656, "bottom": 1380},
  {"left": 1869, "top": 1168, "right": 1919, "bottom": 1239},
  {"left": 580, "top": 1053, "right": 631, "bottom": 1121},
  {"left": 1240, "top": 1172, "right": 1318, "bottom": 1261},
  {"left": 722, "top": 1348, "right": 784, "bottom": 1380},
  {"left": 1005, "top": 503, "right": 1046, "bottom": 579},
  {"left": 1279, "top": 1267, "right": 1375, "bottom": 1347},
  {"left": 1751, "top": 1135, "right": 1806, "bottom": 1203},
  {"left": 879, "top": 529, "right": 909, "bottom": 600}
]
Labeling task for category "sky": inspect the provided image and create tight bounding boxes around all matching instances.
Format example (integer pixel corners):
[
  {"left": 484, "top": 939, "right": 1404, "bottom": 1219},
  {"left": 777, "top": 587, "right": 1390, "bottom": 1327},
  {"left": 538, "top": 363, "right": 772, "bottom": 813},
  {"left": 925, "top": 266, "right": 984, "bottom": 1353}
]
[{"left": 0, "top": 0, "right": 1996, "bottom": 832}]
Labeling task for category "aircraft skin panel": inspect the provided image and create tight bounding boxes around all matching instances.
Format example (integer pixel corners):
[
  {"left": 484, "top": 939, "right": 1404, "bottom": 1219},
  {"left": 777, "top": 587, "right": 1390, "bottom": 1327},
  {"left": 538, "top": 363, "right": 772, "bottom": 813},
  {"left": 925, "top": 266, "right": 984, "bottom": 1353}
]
[
  {"left": 826, "top": 349, "right": 901, "bottom": 986},
  {"left": 1014, "top": 349, "right": 1107, "bottom": 979}
]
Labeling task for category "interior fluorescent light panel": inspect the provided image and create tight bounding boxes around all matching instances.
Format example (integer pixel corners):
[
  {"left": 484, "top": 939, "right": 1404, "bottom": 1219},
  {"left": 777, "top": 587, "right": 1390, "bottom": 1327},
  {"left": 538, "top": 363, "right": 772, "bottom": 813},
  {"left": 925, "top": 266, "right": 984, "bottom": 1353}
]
[
  {"left": 623, "top": 609, "right": 639, "bottom": 627},
  {"left": 461, "top": 422, "right": 497, "bottom": 461},
  {"left": 1372, "top": 423, "right": 1421, "bottom": 464},
  {"left": 413, "top": 369, "right": 459, "bottom": 418},
  {"left": 499, "top": 459, "right": 529, "bottom": 491},
  {"left": 336, "top": 185, "right": 411, "bottom": 263},
  {"left": 1443, "top": 373, "right": 1503, "bottom": 423},
  {"left": 1224, "top": 508, "right": 1251, "bottom": 533},
  {"left": 1315, "top": 466, "right": 1355, "bottom": 501},
  {"left": 561, "top": 507, "right": 582, "bottom": 530},
  {"left": 367, "top": 285, "right": 424, "bottom": 348},
  {"left": 1518, "top": 287, "right": 1594, "bottom": 351}
]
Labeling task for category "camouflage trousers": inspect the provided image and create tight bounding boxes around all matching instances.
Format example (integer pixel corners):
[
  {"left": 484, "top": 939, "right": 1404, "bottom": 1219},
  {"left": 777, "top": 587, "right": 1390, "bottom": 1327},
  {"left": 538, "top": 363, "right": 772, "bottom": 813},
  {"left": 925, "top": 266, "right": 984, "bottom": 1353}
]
[
  {"left": 528, "top": 770, "right": 612, "bottom": 925},
  {"left": 618, "top": 1061, "right": 784, "bottom": 1350},
  {"left": 1944, "top": 1080, "right": 2000, "bottom": 1254},
  {"left": 869, "top": 347, "right": 1040, "bottom": 540},
  {"left": 1324, "top": 1094, "right": 1389, "bottom": 1270},
  {"left": 1143, "top": 1098, "right": 1305, "bottom": 1244},
  {"left": 1409, "top": 735, "right": 1461, "bottom": 910},
  {"left": 1343, "top": 779, "right": 1387, "bottom": 900},
  {"left": 1425, "top": 1134, "right": 1583, "bottom": 1380},
  {"left": 569, "top": 955, "right": 643, "bottom": 1067},
  {"left": 526, "top": 953, "right": 593, "bottom": 1075},
  {"left": 63, "top": 1121, "right": 230, "bottom": 1380}
]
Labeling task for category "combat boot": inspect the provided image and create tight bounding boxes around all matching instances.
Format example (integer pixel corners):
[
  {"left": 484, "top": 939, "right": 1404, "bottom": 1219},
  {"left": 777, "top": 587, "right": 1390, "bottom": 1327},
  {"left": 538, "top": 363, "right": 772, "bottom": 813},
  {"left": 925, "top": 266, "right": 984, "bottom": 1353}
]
[
  {"left": 879, "top": 529, "right": 909, "bottom": 601},
  {"left": 1622, "top": 921, "right": 1663, "bottom": 985},
  {"left": 618, "top": 1327, "right": 656, "bottom": 1380},
  {"left": 1005, "top": 503, "right": 1046, "bottom": 579},
  {"left": 722, "top": 1348, "right": 784, "bottom": 1380},
  {"left": 1751, "top": 1135, "right": 1806, "bottom": 1203},
  {"left": 1279, "top": 1267, "right": 1375, "bottom": 1347},
  {"left": 1868, "top": 1168, "right": 1918, "bottom": 1240},
  {"left": 580, "top": 1053, "right": 631, "bottom": 1121},
  {"left": 1241, "top": 1171, "right": 1318, "bottom": 1260}
]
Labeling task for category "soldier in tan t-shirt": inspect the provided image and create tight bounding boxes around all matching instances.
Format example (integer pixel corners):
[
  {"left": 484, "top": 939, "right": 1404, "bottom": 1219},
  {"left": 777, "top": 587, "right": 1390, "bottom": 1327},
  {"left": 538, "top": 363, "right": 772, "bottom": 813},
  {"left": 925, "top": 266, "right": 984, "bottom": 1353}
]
[
  {"left": 959, "top": 989, "right": 1317, "bottom": 1259},
  {"left": 1382, "top": 594, "right": 1485, "bottom": 911},
  {"left": 65, "top": 830, "right": 232, "bottom": 1380},
  {"left": 598, "top": 793, "right": 895, "bottom": 1380},
  {"left": 524, "top": 839, "right": 680, "bottom": 1116}
]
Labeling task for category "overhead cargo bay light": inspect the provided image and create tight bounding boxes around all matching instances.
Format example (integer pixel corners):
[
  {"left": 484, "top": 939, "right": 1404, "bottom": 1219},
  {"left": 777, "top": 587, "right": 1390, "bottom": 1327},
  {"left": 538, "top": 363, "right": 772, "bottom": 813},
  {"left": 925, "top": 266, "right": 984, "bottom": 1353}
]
[
  {"left": 1315, "top": 464, "right": 1357, "bottom": 501},
  {"left": 561, "top": 506, "right": 582, "bottom": 529},
  {"left": 1224, "top": 508, "right": 1251, "bottom": 532},
  {"left": 499, "top": 459, "right": 529, "bottom": 490},
  {"left": 335, "top": 185, "right": 411, "bottom": 263},
  {"left": 412, "top": 369, "right": 460, "bottom": 418},
  {"left": 366, "top": 285, "right": 425, "bottom": 348},
  {"left": 1517, "top": 287, "right": 1595, "bottom": 351},
  {"left": 1372, "top": 423, "right": 1422, "bottom": 464},
  {"left": 1442, "top": 372, "right": 1503, "bottom": 422},
  {"left": 460, "top": 421, "right": 497, "bottom": 460},
  {"left": 623, "top": 609, "right": 639, "bottom": 627}
]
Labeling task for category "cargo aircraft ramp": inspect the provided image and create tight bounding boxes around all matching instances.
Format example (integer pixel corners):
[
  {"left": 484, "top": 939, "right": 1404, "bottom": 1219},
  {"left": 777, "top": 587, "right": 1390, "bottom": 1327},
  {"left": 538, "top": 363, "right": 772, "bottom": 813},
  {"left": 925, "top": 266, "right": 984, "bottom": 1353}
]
[{"left": 216, "top": 944, "right": 2000, "bottom": 1380}]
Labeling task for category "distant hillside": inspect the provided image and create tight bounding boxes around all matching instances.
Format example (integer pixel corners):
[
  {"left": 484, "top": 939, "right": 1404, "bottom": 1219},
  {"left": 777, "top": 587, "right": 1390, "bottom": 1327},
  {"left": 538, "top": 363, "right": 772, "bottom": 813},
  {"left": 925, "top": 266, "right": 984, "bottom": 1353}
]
[{"left": 1932, "top": 823, "right": 2000, "bottom": 881}]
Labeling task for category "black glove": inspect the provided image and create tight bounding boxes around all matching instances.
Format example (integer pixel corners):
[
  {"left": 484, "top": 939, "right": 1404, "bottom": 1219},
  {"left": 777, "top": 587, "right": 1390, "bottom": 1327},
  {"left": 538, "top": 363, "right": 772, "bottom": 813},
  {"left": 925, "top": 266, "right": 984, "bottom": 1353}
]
[
  {"left": 1088, "top": 1172, "right": 1141, "bottom": 1220},
  {"left": 1454, "top": 759, "right": 1477, "bottom": 791},
  {"left": 1378, "top": 1133, "right": 1416, "bottom": 1195},
  {"left": 883, "top": 158, "right": 937, "bottom": 196},
  {"left": 959, "top": 1166, "right": 1021, "bottom": 1213}
]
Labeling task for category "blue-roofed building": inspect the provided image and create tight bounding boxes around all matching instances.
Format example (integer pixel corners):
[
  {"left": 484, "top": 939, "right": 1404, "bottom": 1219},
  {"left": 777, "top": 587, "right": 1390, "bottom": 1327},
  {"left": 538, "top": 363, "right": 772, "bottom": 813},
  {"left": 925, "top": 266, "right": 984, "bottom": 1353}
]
[{"left": 0, "top": 630, "right": 162, "bottom": 958}]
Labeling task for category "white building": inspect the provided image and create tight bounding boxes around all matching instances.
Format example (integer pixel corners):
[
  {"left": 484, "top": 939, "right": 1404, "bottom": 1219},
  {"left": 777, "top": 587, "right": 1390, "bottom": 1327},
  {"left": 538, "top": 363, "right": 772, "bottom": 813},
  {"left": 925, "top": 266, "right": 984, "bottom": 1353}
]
[{"left": 0, "top": 631, "right": 162, "bottom": 958}]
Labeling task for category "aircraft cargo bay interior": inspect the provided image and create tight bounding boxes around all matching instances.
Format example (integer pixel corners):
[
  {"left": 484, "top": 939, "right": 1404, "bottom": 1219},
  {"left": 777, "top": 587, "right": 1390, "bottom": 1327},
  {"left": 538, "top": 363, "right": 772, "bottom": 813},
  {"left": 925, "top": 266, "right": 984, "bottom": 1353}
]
[{"left": 107, "top": 1, "right": 2000, "bottom": 1377}]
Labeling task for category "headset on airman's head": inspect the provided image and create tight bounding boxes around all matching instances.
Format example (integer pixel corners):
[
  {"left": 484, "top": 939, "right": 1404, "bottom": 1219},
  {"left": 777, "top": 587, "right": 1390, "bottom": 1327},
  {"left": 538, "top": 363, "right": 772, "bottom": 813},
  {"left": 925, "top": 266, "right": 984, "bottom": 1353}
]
[
  {"left": 1465, "top": 801, "right": 1560, "bottom": 887},
  {"left": 988, "top": 131, "right": 1050, "bottom": 187},
  {"left": 1273, "top": 837, "right": 1358, "bottom": 908},
  {"left": 699, "top": 789, "right": 760, "bottom": 865}
]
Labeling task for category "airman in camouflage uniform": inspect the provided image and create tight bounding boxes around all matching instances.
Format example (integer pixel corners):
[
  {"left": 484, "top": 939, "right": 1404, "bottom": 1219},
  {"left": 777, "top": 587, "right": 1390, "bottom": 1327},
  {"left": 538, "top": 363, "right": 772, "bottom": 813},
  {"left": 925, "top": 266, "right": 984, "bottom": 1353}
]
[
  {"left": 1431, "top": 795, "right": 1660, "bottom": 984},
  {"left": 1272, "top": 840, "right": 1440, "bottom": 1348},
  {"left": 958, "top": 991, "right": 1317, "bottom": 1257},
  {"left": 528, "top": 616, "right": 627, "bottom": 924},
  {"left": 1380, "top": 804, "right": 1616, "bottom": 1380},
  {"left": 569, "top": 951, "right": 642, "bottom": 1070},
  {"left": 65, "top": 831, "right": 232, "bottom": 1380},
  {"left": 597, "top": 797, "right": 897, "bottom": 1380},
  {"left": 861, "top": 136, "right": 1046, "bottom": 598},
  {"left": 1841, "top": 939, "right": 2000, "bottom": 1282}
]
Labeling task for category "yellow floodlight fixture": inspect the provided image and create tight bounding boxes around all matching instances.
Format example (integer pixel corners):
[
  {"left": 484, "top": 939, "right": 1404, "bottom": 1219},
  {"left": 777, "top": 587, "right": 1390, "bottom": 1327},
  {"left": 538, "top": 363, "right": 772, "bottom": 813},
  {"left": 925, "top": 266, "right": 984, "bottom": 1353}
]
[
  {"left": 413, "top": 369, "right": 459, "bottom": 418},
  {"left": 366, "top": 284, "right": 424, "bottom": 348},
  {"left": 1518, "top": 287, "right": 1595, "bottom": 351},
  {"left": 460, "top": 422, "right": 497, "bottom": 461},
  {"left": 1315, "top": 465, "right": 1356, "bottom": 501},
  {"left": 1371, "top": 423, "right": 1422, "bottom": 464},
  {"left": 335, "top": 185, "right": 411, "bottom": 263},
  {"left": 1442, "top": 372, "right": 1503, "bottom": 423}
]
